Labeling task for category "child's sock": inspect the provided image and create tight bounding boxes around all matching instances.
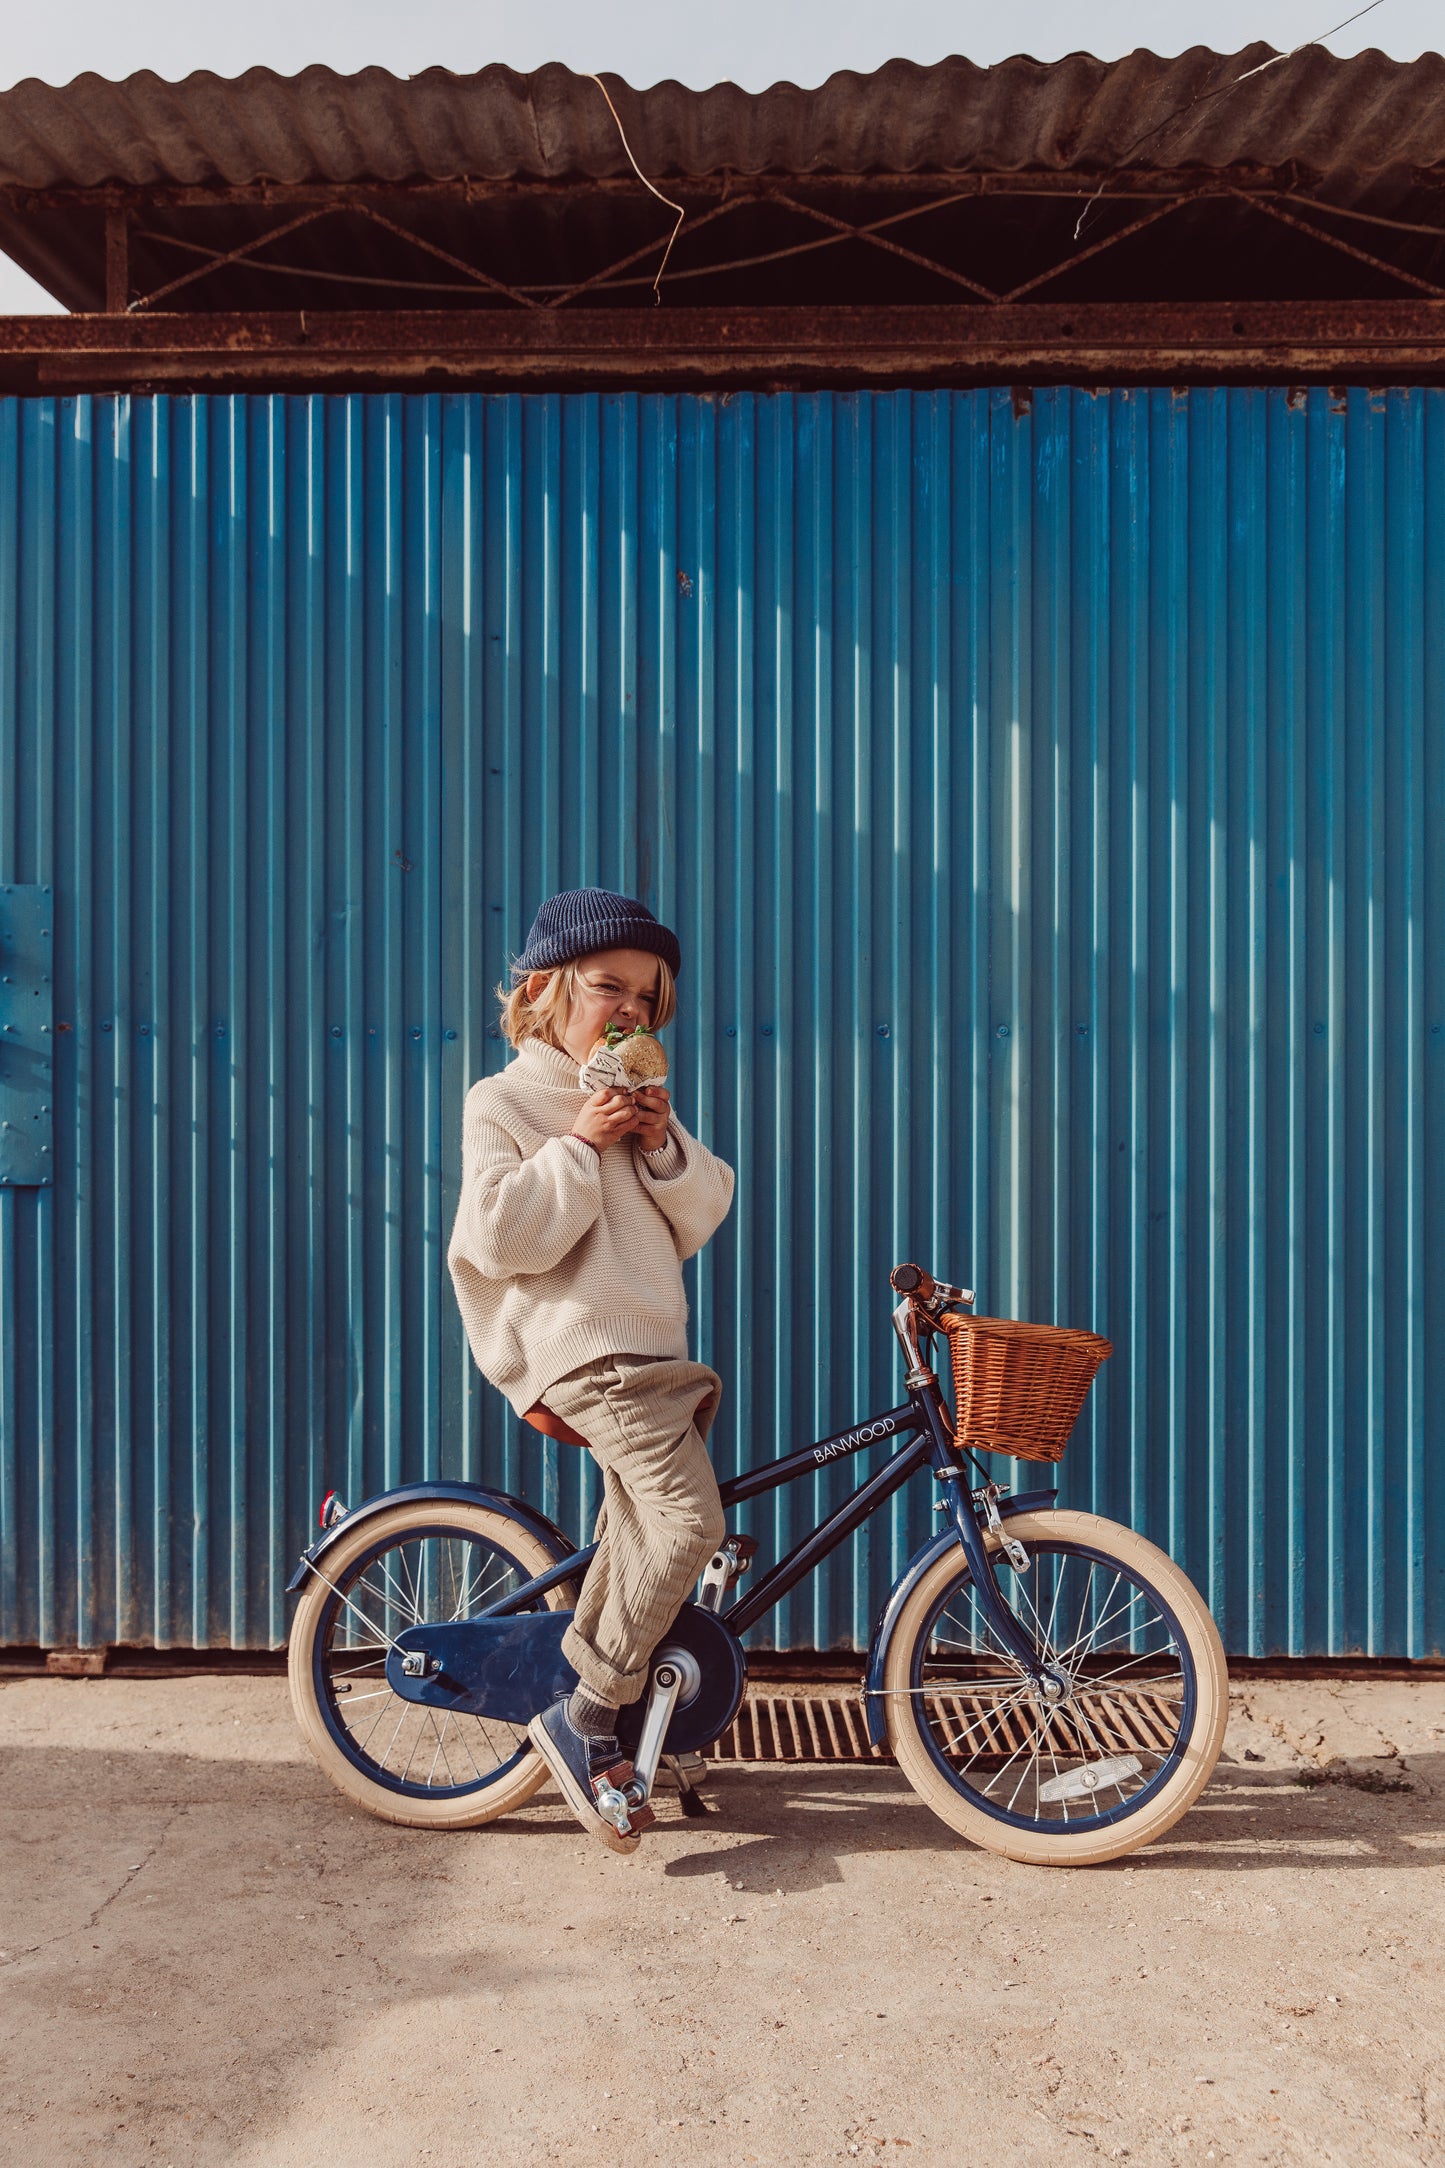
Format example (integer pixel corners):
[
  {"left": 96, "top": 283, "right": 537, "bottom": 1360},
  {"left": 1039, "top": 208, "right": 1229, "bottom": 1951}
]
[{"left": 568, "top": 1683, "right": 620, "bottom": 1740}]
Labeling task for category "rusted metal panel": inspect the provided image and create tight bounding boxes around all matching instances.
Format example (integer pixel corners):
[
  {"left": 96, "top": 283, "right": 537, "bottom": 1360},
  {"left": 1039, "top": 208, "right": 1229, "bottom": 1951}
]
[
  {"left": 5, "top": 53, "right": 1445, "bottom": 317},
  {"left": 2, "top": 52, "right": 1444, "bottom": 193},
  {"left": 12, "top": 179, "right": 1438, "bottom": 319},
  {"left": 0, "top": 884, "right": 55, "bottom": 1185},
  {"left": 2, "top": 171, "right": 1299, "bottom": 211},
  {"left": 3, "top": 303, "right": 1445, "bottom": 398}
]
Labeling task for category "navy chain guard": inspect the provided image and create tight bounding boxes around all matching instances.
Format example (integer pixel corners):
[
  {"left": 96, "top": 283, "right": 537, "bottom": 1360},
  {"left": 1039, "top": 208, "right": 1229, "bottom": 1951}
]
[{"left": 388, "top": 1599, "right": 747, "bottom": 1756}]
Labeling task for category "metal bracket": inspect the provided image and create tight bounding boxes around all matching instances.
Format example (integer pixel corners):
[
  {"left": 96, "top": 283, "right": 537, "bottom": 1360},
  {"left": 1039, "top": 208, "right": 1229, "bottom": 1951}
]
[
  {"left": 0, "top": 885, "right": 54, "bottom": 1186},
  {"left": 977, "top": 1482, "right": 1030, "bottom": 1573},
  {"left": 661, "top": 1752, "right": 710, "bottom": 1817},
  {"left": 696, "top": 1534, "right": 759, "bottom": 1613}
]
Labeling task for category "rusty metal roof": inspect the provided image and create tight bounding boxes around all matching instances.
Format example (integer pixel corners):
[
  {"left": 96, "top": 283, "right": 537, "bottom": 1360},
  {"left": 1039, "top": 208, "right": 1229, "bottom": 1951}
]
[
  {"left": 2, "top": 48, "right": 1445, "bottom": 194},
  {"left": 4, "top": 51, "right": 1445, "bottom": 323}
]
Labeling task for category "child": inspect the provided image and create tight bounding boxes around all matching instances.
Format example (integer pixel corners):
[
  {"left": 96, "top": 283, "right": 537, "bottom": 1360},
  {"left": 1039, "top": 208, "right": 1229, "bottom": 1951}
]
[{"left": 446, "top": 886, "right": 735, "bottom": 1853}]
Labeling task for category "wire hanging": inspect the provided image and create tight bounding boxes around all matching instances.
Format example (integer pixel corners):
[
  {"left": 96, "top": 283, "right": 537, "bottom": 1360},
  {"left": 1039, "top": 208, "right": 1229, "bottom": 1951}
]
[{"left": 587, "top": 73, "right": 686, "bottom": 303}]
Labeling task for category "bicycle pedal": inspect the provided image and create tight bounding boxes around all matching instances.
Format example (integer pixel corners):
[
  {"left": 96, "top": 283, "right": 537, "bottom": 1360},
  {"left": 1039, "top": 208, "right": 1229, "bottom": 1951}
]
[{"left": 593, "top": 1760, "right": 656, "bottom": 1838}]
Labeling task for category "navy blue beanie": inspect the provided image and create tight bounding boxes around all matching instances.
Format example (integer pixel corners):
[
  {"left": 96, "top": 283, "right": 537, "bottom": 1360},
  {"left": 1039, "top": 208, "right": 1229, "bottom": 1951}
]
[{"left": 511, "top": 887, "right": 682, "bottom": 983}]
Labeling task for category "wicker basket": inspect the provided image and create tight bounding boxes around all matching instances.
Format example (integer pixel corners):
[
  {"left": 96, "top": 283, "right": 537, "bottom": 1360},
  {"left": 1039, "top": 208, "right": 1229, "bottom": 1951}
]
[{"left": 936, "top": 1310, "right": 1113, "bottom": 1464}]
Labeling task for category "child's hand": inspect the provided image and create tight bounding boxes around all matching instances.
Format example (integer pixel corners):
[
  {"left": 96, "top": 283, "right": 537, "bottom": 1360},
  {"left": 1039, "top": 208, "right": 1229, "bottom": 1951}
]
[
  {"left": 630, "top": 1086, "right": 672, "bottom": 1154},
  {"left": 571, "top": 1088, "right": 638, "bottom": 1152}
]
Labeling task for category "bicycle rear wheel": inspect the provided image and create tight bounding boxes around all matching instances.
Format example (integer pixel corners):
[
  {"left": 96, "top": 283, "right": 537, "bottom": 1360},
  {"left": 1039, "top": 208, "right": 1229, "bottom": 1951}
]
[
  {"left": 882, "top": 1509, "right": 1227, "bottom": 1866},
  {"left": 288, "top": 1499, "right": 577, "bottom": 1830}
]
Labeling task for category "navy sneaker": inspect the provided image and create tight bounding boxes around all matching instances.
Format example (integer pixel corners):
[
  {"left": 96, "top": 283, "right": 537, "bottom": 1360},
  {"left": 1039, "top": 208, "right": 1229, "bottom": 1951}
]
[{"left": 527, "top": 1697, "right": 655, "bottom": 1855}]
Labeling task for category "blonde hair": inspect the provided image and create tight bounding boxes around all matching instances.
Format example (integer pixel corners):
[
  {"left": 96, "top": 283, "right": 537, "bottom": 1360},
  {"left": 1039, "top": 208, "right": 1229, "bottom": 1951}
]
[{"left": 495, "top": 952, "right": 678, "bottom": 1052}]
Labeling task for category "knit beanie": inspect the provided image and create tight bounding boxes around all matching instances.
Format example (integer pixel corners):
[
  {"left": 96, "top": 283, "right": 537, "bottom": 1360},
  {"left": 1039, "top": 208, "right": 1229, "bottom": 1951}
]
[{"left": 510, "top": 887, "right": 682, "bottom": 983}]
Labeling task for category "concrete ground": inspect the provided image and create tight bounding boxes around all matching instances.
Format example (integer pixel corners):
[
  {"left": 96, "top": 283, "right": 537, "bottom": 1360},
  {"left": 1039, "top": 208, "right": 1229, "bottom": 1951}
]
[{"left": 1, "top": 1673, "right": 1442, "bottom": 2168}]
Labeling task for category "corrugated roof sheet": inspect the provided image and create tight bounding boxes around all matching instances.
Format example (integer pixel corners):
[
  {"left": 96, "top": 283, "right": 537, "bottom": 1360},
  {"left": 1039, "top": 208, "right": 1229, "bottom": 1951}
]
[{"left": 2, "top": 48, "right": 1445, "bottom": 194}]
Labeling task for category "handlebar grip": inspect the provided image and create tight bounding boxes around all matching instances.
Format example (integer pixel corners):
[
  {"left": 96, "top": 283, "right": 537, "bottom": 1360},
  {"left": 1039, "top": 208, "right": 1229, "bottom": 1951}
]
[{"left": 890, "top": 1262, "right": 934, "bottom": 1296}]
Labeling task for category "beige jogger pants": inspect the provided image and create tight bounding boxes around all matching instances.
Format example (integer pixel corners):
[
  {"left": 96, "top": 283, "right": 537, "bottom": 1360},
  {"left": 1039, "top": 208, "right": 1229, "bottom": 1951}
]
[{"left": 542, "top": 1352, "right": 727, "bottom": 1708}]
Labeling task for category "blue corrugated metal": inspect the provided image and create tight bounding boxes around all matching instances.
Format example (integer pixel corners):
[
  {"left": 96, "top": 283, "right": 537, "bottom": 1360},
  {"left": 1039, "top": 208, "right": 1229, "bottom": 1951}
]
[{"left": 1, "top": 388, "right": 1440, "bottom": 1655}]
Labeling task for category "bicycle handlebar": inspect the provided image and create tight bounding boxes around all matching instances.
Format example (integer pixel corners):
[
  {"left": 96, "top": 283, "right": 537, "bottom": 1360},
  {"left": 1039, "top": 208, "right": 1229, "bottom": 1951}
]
[{"left": 890, "top": 1261, "right": 976, "bottom": 1308}]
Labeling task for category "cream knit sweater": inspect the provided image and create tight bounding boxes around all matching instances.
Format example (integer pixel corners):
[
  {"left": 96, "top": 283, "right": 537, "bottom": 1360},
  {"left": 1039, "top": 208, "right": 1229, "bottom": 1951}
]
[{"left": 446, "top": 1036, "right": 736, "bottom": 1418}]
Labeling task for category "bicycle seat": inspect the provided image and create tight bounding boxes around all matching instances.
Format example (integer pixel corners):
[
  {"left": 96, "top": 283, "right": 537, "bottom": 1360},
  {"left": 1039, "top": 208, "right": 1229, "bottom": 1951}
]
[
  {"left": 522, "top": 1404, "right": 592, "bottom": 1448},
  {"left": 523, "top": 1391, "right": 717, "bottom": 1451}
]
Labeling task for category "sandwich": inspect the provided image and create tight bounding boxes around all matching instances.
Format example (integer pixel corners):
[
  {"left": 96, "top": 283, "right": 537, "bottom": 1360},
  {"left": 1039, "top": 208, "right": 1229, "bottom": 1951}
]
[{"left": 577, "top": 1022, "right": 669, "bottom": 1095}]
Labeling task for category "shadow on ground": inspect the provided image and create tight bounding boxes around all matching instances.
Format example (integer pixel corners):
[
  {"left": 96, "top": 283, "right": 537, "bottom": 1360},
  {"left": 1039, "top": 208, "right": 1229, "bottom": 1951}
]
[{"left": 3, "top": 1676, "right": 1444, "bottom": 2167}]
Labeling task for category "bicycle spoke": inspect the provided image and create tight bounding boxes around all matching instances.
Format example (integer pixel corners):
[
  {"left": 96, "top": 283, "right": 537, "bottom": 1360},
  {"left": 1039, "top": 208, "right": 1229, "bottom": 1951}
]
[
  {"left": 1072, "top": 1563, "right": 1108, "bottom": 1670},
  {"left": 423, "top": 1711, "right": 449, "bottom": 1789},
  {"left": 1040, "top": 1709, "right": 1069, "bottom": 1825},
  {"left": 397, "top": 1542, "right": 423, "bottom": 1620},
  {"left": 1042, "top": 1552, "right": 1066, "bottom": 1653},
  {"left": 381, "top": 1552, "right": 424, "bottom": 1623},
  {"left": 376, "top": 1705, "right": 412, "bottom": 1772},
  {"left": 1053, "top": 1585, "right": 1160, "bottom": 1670},
  {"left": 330, "top": 1651, "right": 389, "bottom": 1678},
  {"left": 351, "top": 1569, "right": 415, "bottom": 1626},
  {"left": 932, "top": 1684, "right": 1033, "bottom": 1756},
  {"left": 450, "top": 1556, "right": 513, "bottom": 1621},
  {"left": 1005, "top": 1725, "right": 1042, "bottom": 1815},
  {"left": 1061, "top": 1607, "right": 1170, "bottom": 1677},
  {"left": 317, "top": 1570, "right": 405, "bottom": 1658},
  {"left": 1078, "top": 1651, "right": 1185, "bottom": 1692},
  {"left": 912, "top": 1541, "right": 1193, "bottom": 1828},
  {"left": 1010, "top": 1564, "right": 1058, "bottom": 1658},
  {"left": 973, "top": 1722, "right": 1039, "bottom": 1801},
  {"left": 452, "top": 1720, "right": 486, "bottom": 1784},
  {"left": 317, "top": 1523, "right": 544, "bottom": 1798},
  {"left": 909, "top": 1675, "right": 1025, "bottom": 1693}
]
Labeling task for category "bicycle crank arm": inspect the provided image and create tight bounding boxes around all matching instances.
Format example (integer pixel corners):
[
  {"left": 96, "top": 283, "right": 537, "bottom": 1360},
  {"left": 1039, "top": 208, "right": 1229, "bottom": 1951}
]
[{"left": 629, "top": 1646, "right": 702, "bottom": 1803}]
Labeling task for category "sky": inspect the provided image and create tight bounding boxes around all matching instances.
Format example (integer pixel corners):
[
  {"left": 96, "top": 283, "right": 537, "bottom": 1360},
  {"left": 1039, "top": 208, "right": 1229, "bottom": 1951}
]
[{"left": 2, "top": 0, "right": 1439, "bottom": 311}]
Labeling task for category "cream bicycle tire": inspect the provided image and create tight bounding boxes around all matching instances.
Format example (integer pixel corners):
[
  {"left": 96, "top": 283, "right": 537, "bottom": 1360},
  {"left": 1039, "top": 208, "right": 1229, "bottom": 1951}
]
[
  {"left": 883, "top": 1509, "right": 1228, "bottom": 1867},
  {"left": 288, "top": 1497, "right": 577, "bottom": 1831}
]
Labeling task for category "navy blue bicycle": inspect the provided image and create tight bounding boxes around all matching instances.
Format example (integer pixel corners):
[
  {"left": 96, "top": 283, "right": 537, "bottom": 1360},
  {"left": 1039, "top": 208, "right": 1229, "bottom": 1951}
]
[{"left": 287, "top": 1265, "right": 1228, "bottom": 1866}]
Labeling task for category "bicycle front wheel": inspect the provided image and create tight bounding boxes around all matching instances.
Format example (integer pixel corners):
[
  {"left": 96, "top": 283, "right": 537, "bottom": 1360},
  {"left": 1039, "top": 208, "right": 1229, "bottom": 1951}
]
[{"left": 882, "top": 1509, "right": 1228, "bottom": 1866}]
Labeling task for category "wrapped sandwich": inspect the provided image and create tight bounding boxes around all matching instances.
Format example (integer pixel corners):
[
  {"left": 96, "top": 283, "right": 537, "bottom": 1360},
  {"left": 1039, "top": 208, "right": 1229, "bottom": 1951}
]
[{"left": 578, "top": 1021, "right": 669, "bottom": 1096}]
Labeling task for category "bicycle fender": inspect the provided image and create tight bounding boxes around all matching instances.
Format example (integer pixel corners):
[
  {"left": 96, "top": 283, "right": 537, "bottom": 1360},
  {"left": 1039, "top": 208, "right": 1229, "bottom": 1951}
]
[
  {"left": 285, "top": 1481, "right": 576, "bottom": 1596},
  {"left": 861, "top": 1488, "right": 1057, "bottom": 1746}
]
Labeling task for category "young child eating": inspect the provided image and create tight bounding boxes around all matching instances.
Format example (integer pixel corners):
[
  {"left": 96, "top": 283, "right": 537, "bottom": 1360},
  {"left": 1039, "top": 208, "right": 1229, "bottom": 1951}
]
[{"left": 446, "top": 887, "right": 735, "bottom": 1853}]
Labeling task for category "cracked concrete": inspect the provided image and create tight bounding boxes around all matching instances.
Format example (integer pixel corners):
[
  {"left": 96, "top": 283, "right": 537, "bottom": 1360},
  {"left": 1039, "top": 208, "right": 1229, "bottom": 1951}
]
[
  {"left": 1, "top": 1673, "right": 1443, "bottom": 2166},
  {"left": 1226, "top": 1682, "right": 1445, "bottom": 1795}
]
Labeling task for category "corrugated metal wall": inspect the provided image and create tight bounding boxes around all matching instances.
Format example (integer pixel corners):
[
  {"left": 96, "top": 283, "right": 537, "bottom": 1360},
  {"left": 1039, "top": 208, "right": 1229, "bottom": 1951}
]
[{"left": 1, "top": 388, "right": 1441, "bottom": 1656}]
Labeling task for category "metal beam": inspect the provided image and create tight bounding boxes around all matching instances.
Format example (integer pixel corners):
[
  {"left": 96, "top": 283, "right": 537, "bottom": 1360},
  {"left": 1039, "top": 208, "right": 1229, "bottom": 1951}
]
[
  {"left": 0, "top": 169, "right": 1302, "bottom": 213},
  {"left": 103, "top": 209, "right": 129, "bottom": 313},
  {"left": 1, "top": 302, "right": 1443, "bottom": 395}
]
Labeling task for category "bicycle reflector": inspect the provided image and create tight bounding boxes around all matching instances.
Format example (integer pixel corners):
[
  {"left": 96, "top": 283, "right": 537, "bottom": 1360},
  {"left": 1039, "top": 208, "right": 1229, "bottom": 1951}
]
[
  {"left": 318, "top": 1489, "right": 349, "bottom": 1530},
  {"left": 1038, "top": 1755, "right": 1142, "bottom": 1803}
]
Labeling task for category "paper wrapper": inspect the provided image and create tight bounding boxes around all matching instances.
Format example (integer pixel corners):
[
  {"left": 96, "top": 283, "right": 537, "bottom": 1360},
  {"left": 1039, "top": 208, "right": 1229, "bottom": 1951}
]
[{"left": 577, "top": 1042, "right": 669, "bottom": 1095}]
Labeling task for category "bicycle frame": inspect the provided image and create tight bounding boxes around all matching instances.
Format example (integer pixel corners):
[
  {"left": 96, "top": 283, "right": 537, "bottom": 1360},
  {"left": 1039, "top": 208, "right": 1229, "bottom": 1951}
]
[{"left": 477, "top": 1367, "right": 1060, "bottom": 1688}]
